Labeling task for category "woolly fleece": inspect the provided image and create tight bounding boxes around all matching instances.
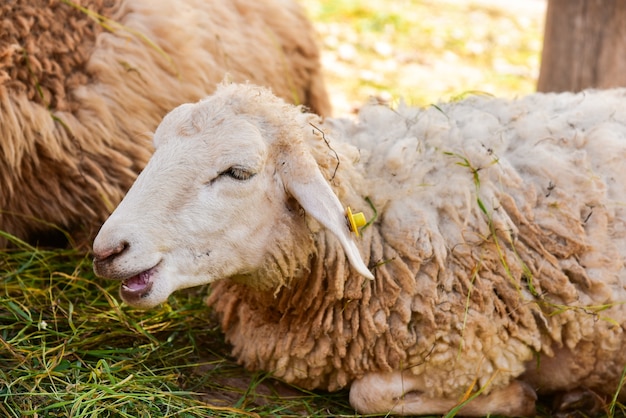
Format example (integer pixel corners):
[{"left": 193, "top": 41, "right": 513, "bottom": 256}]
[{"left": 207, "top": 87, "right": 626, "bottom": 401}]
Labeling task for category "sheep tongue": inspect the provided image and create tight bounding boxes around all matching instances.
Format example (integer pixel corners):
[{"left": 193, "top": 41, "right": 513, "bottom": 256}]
[{"left": 123, "top": 272, "right": 150, "bottom": 291}]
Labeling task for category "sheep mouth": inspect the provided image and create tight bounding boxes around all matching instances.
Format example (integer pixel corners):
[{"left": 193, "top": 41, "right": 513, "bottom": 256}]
[{"left": 120, "top": 266, "right": 157, "bottom": 301}]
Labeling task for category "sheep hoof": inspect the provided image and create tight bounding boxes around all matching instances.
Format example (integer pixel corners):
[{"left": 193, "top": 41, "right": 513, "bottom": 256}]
[
  {"left": 350, "top": 372, "right": 537, "bottom": 416},
  {"left": 552, "top": 388, "right": 605, "bottom": 418}
]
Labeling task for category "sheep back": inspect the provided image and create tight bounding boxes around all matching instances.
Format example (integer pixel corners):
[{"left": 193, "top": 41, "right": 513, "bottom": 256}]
[
  {"left": 208, "top": 88, "right": 626, "bottom": 400},
  {"left": 0, "top": 0, "right": 329, "bottom": 246}
]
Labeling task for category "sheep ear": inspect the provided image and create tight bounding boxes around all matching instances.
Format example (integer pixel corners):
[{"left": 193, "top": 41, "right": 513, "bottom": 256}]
[{"left": 282, "top": 160, "right": 374, "bottom": 280}]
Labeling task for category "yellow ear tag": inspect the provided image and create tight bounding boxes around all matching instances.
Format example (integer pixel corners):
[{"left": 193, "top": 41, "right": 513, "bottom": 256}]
[{"left": 346, "top": 206, "right": 367, "bottom": 237}]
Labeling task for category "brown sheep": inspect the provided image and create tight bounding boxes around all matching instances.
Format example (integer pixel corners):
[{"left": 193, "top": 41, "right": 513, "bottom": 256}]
[{"left": 0, "top": 0, "right": 330, "bottom": 247}]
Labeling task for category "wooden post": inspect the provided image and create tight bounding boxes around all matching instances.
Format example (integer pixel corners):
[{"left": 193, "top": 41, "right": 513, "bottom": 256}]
[{"left": 537, "top": 0, "right": 626, "bottom": 92}]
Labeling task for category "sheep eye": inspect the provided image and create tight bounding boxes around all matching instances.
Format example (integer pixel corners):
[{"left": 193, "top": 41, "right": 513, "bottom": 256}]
[{"left": 220, "top": 167, "right": 255, "bottom": 181}]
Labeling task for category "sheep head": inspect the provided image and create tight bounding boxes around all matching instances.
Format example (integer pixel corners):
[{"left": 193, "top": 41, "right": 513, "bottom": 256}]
[{"left": 92, "top": 84, "right": 372, "bottom": 309}]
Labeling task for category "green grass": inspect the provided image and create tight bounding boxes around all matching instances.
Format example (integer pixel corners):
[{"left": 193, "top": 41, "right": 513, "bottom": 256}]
[
  {"left": 0, "top": 235, "right": 356, "bottom": 417},
  {"left": 2, "top": 237, "right": 620, "bottom": 417}
]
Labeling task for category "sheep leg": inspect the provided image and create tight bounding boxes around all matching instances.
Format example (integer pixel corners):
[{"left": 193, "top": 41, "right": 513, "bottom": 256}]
[{"left": 349, "top": 371, "right": 537, "bottom": 416}]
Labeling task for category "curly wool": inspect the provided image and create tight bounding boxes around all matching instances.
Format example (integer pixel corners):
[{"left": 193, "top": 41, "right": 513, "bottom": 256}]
[
  {"left": 208, "top": 88, "right": 626, "bottom": 399},
  {"left": 0, "top": 0, "right": 330, "bottom": 246}
]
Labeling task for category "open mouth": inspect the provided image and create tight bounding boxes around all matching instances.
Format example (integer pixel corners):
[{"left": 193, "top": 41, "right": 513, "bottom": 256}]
[{"left": 120, "top": 266, "right": 157, "bottom": 301}]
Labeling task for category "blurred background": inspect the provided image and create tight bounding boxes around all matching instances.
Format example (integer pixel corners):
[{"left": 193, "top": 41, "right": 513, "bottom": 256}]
[
  {"left": 301, "top": 0, "right": 626, "bottom": 117},
  {"left": 302, "top": 0, "right": 546, "bottom": 116}
]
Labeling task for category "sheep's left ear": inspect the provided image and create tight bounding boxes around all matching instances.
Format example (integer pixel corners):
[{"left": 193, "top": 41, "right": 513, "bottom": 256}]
[{"left": 281, "top": 156, "right": 374, "bottom": 280}]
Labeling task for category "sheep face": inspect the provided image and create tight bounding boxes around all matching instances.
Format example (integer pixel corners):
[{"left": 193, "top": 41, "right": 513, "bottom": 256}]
[{"left": 93, "top": 91, "right": 372, "bottom": 309}]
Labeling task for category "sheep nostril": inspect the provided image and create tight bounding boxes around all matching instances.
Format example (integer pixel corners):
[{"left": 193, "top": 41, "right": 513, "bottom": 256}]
[{"left": 94, "top": 240, "right": 130, "bottom": 263}]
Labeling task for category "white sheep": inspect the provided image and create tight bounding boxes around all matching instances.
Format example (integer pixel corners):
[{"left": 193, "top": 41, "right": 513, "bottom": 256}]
[
  {"left": 0, "top": 0, "right": 329, "bottom": 247},
  {"left": 92, "top": 83, "right": 626, "bottom": 416}
]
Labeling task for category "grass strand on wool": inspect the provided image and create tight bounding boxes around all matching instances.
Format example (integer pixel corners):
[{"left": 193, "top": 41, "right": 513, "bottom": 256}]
[{"left": 59, "top": 0, "right": 180, "bottom": 77}]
